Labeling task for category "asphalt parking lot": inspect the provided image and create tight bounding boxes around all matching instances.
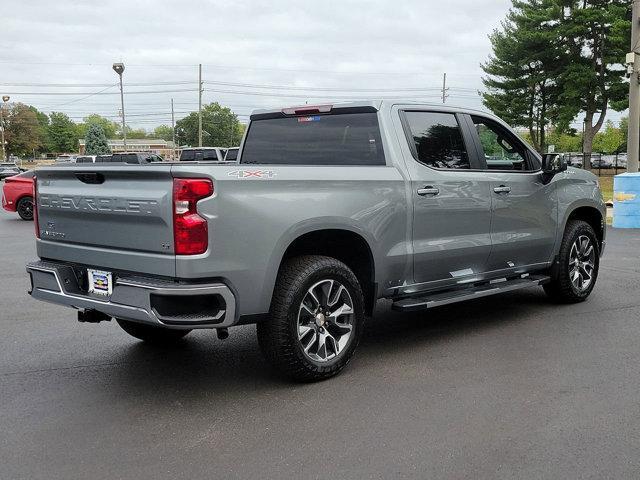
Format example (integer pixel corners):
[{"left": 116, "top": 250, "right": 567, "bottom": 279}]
[{"left": 1, "top": 208, "right": 640, "bottom": 480}]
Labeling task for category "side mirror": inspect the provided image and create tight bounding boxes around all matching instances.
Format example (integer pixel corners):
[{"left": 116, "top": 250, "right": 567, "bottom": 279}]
[{"left": 542, "top": 153, "right": 567, "bottom": 175}]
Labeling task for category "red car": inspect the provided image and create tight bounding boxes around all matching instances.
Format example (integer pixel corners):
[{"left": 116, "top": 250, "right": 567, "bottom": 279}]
[{"left": 2, "top": 170, "right": 34, "bottom": 220}]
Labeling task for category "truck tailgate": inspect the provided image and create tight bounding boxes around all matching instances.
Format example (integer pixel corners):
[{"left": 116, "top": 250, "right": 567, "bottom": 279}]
[{"left": 35, "top": 164, "right": 176, "bottom": 277}]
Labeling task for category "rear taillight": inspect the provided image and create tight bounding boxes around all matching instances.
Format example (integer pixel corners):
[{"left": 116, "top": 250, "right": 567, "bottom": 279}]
[
  {"left": 33, "top": 175, "right": 40, "bottom": 238},
  {"left": 172, "top": 178, "right": 213, "bottom": 255}
]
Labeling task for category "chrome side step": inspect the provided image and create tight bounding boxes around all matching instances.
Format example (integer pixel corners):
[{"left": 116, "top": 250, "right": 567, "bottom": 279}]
[{"left": 391, "top": 275, "right": 550, "bottom": 312}]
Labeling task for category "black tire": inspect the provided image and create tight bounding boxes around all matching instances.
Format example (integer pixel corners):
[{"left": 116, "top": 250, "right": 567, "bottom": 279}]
[
  {"left": 16, "top": 196, "right": 34, "bottom": 221},
  {"left": 544, "top": 220, "right": 599, "bottom": 303},
  {"left": 116, "top": 319, "right": 191, "bottom": 344},
  {"left": 257, "top": 255, "right": 366, "bottom": 382}
]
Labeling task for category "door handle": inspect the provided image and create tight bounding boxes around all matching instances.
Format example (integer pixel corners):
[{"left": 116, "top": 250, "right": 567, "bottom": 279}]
[
  {"left": 417, "top": 186, "right": 440, "bottom": 196},
  {"left": 493, "top": 185, "right": 511, "bottom": 194}
]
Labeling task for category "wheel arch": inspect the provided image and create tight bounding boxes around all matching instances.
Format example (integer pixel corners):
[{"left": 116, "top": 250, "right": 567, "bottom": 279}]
[
  {"left": 268, "top": 227, "right": 377, "bottom": 316},
  {"left": 562, "top": 205, "right": 605, "bottom": 253}
]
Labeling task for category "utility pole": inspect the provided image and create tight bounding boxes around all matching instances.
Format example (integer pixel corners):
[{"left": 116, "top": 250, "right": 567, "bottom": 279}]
[
  {"left": 171, "top": 98, "right": 176, "bottom": 160},
  {"left": 441, "top": 72, "right": 448, "bottom": 104},
  {"left": 112, "top": 63, "right": 126, "bottom": 150},
  {"left": 627, "top": 0, "right": 640, "bottom": 173},
  {"left": 198, "top": 63, "right": 203, "bottom": 147},
  {"left": 0, "top": 96, "right": 8, "bottom": 161}
]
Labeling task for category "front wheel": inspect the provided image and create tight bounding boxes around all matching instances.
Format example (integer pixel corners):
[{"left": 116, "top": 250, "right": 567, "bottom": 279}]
[
  {"left": 116, "top": 319, "right": 191, "bottom": 344},
  {"left": 544, "top": 220, "right": 599, "bottom": 303},
  {"left": 257, "top": 255, "right": 366, "bottom": 382},
  {"left": 16, "top": 196, "right": 34, "bottom": 221}
]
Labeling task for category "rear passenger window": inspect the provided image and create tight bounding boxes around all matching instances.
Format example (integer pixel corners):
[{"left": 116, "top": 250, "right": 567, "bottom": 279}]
[{"left": 403, "top": 111, "right": 470, "bottom": 169}]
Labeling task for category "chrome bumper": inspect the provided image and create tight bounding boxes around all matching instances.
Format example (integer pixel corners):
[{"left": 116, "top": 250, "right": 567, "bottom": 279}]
[{"left": 26, "top": 260, "right": 237, "bottom": 329}]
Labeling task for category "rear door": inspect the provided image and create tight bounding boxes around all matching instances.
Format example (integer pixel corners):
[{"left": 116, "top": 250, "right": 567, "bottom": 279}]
[
  {"left": 398, "top": 109, "right": 493, "bottom": 286},
  {"left": 467, "top": 114, "right": 557, "bottom": 271}
]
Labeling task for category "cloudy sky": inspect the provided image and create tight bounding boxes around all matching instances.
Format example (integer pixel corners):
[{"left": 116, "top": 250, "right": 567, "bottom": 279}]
[{"left": 2, "top": 0, "right": 518, "bottom": 129}]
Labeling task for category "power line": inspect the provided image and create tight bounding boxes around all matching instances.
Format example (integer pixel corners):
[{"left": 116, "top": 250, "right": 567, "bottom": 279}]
[
  {"left": 3, "top": 88, "right": 199, "bottom": 96},
  {"left": 0, "top": 80, "right": 195, "bottom": 87},
  {"left": 52, "top": 84, "right": 118, "bottom": 107},
  {"left": 0, "top": 59, "right": 485, "bottom": 77},
  {"left": 203, "top": 80, "right": 446, "bottom": 93},
  {"left": 1, "top": 78, "right": 479, "bottom": 93}
]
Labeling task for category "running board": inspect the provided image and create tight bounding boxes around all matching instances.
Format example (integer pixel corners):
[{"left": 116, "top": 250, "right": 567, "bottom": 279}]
[{"left": 392, "top": 274, "right": 550, "bottom": 312}]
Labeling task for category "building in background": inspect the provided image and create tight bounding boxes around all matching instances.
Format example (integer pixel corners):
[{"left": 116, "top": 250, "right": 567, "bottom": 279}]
[{"left": 78, "top": 139, "right": 177, "bottom": 159}]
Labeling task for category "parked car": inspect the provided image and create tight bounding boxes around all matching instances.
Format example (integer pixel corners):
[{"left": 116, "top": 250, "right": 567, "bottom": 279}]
[
  {"left": 566, "top": 154, "right": 584, "bottom": 168},
  {"left": 75, "top": 155, "right": 97, "bottom": 163},
  {"left": 26, "top": 101, "right": 605, "bottom": 382},
  {"left": 179, "top": 147, "right": 227, "bottom": 162},
  {"left": 2, "top": 170, "right": 34, "bottom": 220},
  {"left": 0, "top": 162, "right": 21, "bottom": 180},
  {"left": 96, "top": 153, "right": 163, "bottom": 164},
  {"left": 224, "top": 147, "right": 239, "bottom": 162},
  {"left": 55, "top": 155, "right": 76, "bottom": 163}
]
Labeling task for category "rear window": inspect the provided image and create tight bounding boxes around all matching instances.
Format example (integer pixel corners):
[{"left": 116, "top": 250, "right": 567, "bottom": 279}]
[
  {"left": 241, "top": 112, "right": 385, "bottom": 165},
  {"left": 76, "top": 156, "right": 93, "bottom": 163}
]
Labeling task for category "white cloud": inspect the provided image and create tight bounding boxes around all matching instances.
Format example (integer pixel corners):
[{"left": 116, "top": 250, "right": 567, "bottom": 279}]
[{"left": 1, "top": 0, "right": 513, "bottom": 128}]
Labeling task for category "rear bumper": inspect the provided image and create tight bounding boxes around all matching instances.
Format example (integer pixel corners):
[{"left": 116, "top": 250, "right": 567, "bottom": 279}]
[
  {"left": 26, "top": 260, "right": 237, "bottom": 329},
  {"left": 1, "top": 192, "right": 15, "bottom": 212}
]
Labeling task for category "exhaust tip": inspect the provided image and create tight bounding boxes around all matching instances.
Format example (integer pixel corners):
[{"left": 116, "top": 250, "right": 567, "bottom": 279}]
[{"left": 216, "top": 328, "right": 229, "bottom": 340}]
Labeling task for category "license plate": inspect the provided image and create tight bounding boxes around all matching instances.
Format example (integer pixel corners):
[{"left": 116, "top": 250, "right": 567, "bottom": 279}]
[{"left": 87, "top": 269, "right": 112, "bottom": 296}]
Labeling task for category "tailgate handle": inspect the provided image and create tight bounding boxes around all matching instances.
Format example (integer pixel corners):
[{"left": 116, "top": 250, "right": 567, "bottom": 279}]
[{"left": 75, "top": 172, "right": 105, "bottom": 184}]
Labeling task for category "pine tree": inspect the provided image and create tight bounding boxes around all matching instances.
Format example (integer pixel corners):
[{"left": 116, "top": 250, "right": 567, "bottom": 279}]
[
  {"left": 555, "top": 0, "right": 630, "bottom": 168},
  {"left": 481, "top": 0, "right": 565, "bottom": 153},
  {"left": 483, "top": 0, "right": 631, "bottom": 163},
  {"left": 84, "top": 124, "right": 111, "bottom": 155}
]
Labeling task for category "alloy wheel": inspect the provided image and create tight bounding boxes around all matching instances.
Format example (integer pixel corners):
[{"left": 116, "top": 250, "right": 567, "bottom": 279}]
[
  {"left": 297, "top": 279, "right": 355, "bottom": 363},
  {"left": 569, "top": 235, "right": 595, "bottom": 292}
]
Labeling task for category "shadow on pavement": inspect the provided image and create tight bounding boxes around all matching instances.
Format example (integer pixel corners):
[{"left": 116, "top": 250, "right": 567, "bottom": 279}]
[{"left": 99, "top": 287, "right": 558, "bottom": 397}]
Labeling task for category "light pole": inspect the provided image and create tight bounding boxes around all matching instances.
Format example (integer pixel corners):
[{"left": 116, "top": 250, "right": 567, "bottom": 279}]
[
  {"left": 0, "top": 95, "right": 9, "bottom": 161},
  {"left": 112, "top": 63, "right": 126, "bottom": 150}
]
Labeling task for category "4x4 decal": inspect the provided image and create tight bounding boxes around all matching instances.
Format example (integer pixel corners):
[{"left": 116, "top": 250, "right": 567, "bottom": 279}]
[{"left": 227, "top": 170, "right": 277, "bottom": 179}]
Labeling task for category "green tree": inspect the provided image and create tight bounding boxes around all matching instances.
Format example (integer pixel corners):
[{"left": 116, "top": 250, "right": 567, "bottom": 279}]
[
  {"left": 619, "top": 116, "right": 628, "bottom": 147},
  {"left": 153, "top": 124, "right": 174, "bottom": 141},
  {"left": 47, "top": 112, "right": 78, "bottom": 153},
  {"left": 3, "top": 103, "right": 44, "bottom": 158},
  {"left": 29, "top": 106, "right": 50, "bottom": 154},
  {"left": 84, "top": 124, "right": 111, "bottom": 155},
  {"left": 555, "top": 0, "right": 630, "bottom": 167},
  {"left": 543, "top": 127, "right": 582, "bottom": 152},
  {"left": 126, "top": 127, "right": 149, "bottom": 139},
  {"left": 592, "top": 120, "right": 624, "bottom": 154},
  {"left": 175, "top": 102, "right": 242, "bottom": 147},
  {"left": 77, "top": 114, "right": 118, "bottom": 140},
  {"left": 481, "top": 0, "right": 564, "bottom": 153}
]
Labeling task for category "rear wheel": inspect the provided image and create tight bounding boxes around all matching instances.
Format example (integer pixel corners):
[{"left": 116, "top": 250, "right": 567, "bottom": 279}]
[
  {"left": 16, "top": 196, "right": 34, "bottom": 221},
  {"left": 116, "top": 319, "right": 191, "bottom": 344},
  {"left": 544, "top": 220, "right": 599, "bottom": 303},
  {"left": 257, "top": 255, "right": 365, "bottom": 382}
]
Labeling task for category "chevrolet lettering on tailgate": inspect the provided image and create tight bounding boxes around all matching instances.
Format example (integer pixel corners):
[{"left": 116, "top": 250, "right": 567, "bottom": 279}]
[{"left": 39, "top": 194, "right": 160, "bottom": 215}]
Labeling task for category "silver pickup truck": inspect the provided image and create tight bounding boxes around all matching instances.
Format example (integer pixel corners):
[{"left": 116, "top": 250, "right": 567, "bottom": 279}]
[{"left": 26, "top": 101, "right": 605, "bottom": 381}]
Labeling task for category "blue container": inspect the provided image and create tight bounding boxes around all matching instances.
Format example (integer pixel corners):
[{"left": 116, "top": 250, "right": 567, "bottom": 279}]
[{"left": 613, "top": 172, "right": 640, "bottom": 228}]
